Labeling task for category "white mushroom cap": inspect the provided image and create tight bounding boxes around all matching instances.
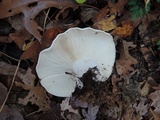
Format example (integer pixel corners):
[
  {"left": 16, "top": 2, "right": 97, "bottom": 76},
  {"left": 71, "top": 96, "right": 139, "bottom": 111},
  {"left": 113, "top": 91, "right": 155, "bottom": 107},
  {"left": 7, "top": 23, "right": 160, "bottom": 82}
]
[{"left": 36, "top": 27, "right": 115, "bottom": 97}]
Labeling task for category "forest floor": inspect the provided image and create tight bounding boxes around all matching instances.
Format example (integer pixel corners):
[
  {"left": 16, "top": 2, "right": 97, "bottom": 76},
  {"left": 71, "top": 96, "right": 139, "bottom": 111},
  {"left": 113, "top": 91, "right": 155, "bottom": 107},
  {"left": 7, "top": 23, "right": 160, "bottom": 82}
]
[{"left": 0, "top": 0, "right": 160, "bottom": 120}]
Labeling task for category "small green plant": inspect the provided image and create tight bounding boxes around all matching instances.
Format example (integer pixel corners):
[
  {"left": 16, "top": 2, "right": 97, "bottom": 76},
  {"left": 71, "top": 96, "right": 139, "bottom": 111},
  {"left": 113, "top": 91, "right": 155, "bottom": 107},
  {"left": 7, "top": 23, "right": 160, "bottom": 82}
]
[
  {"left": 75, "top": 0, "right": 86, "bottom": 4},
  {"left": 156, "top": 39, "right": 160, "bottom": 50},
  {"left": 128, "top": 0, "right": 151, "bottom": 19}
]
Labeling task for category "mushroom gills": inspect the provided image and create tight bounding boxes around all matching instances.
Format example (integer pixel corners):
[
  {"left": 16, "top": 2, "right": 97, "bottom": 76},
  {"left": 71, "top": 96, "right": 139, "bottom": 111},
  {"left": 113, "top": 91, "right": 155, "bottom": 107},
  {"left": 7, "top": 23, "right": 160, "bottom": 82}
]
[{"left": 73, "top": 57, "right": 106, "bottom": 82}]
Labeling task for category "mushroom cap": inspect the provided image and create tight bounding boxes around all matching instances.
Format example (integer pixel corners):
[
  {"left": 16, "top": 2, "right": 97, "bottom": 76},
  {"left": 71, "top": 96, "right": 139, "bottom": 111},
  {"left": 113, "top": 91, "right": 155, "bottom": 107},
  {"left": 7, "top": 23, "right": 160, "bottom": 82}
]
[{"left": 36, "top": 27, "right": 115, "bottom": 97}]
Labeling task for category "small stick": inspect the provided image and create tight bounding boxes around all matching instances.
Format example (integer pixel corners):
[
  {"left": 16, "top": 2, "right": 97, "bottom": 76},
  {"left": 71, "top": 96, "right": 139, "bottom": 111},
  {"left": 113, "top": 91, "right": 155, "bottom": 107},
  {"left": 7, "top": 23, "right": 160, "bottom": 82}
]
[{"left": 0, "top": 60, "right": 21, "bottom": 112}]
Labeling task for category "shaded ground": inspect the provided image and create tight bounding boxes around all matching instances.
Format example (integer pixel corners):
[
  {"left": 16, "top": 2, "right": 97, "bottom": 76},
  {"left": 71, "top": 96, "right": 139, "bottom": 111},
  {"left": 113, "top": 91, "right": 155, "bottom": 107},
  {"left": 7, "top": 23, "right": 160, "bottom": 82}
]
[{"left": 0, "top": 0, "right": 160, "bottom": 120}]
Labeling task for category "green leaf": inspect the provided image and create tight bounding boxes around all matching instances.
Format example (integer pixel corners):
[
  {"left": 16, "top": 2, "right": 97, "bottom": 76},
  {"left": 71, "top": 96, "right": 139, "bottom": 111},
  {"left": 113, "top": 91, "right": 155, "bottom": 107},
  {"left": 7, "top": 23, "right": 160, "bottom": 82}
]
[
  {"left": 128, "top": 0, "right": 137, "bottom": 5},
  {"left": 130, "top": 6, "right": 139, "bottom": 11},
  {"left": 157, "top": 0, "right": 160, "bottom": 3},
  {"left": 132, "top": 11, "right": 139, "bottom": 19},
  {"left": 138, "top": 8, "right": 145, "bottom": 17},
  {"left": 75, "top": 0, "right": 86, "bottom": 4},
  {"left": 156, "top": 40, "right": 160, "bottom": 46}
]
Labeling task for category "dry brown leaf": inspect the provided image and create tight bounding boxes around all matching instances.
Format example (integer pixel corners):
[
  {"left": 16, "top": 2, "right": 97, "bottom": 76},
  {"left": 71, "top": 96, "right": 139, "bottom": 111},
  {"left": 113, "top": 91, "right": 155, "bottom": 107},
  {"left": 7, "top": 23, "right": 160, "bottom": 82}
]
[
  {"left": 41, "top": 28, "right": 63, "bottom": 49},
  {"left": 108, "top": 0, "right": 129, "bottom": 14},
  {"left": 93, "top": 15, "right": 117, "bottom": 32},
  {"left": 133, "top": 97, "right": 149, "bottom": 116},
  {"left": 101, "top": 103, "right": 120, "bottom": 119},
  {"left": 0, "top": 105, "right": 24, "bottom": 120},
  {"left": 20, "top": 40, "right": 41, "bottom": 61},
  {"left": 8, "top": 14, "right": 24, "bottom": 31},
  {"left": 111, "top": 74, "right": 120, "bottom": 95},
  {"left": 93, "top": 0, "right": 129, "bottom": 22},
  {"left": 148, "top": 90, "right": 160, "bottom": 115},
  {"left": 139, "top": 14, "right": 158, "bottom": 36},
  {"left": 9, "top": 29, "right": 32, "bottom": 49},
  {"left": 116, "top": 40, "right": 137, "bottom": 76},
  {"left": 0, "top": 0, "right": 78, "bottom": 42},
  {"left": 15, "top": 68, "right": 50, "bottom": 111},
  {"left": 0, "top": 36, "right": 10, "bottom": 43},
  {"left": 80, "top": 7, "right": 98, "bottom": 23},
  {"left": 113, "top": 21, "right": 133, "bottom": 38},
  {"left": 0, "top": 83, "right": 7, "bottom": 106},
  {"left": 92, "top": 5, "right": 109, "bottom": 22},
  {"left": 140, "top": 81, "right": 151, "bottom": 96},
  {"left": 150, "top": 108, "right": 160, "bottom": 120},
  {"left": 140, "top": 47, "right": 150, "bottom": 61},
  {"left": 0, "top": 61, "right": 25, "bottom": 76}
]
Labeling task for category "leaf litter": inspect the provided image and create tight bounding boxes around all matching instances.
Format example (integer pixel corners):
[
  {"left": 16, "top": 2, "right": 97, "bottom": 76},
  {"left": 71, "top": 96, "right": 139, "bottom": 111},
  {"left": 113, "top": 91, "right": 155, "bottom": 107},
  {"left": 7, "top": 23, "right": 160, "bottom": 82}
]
[{"left": 0, "top": 0, "right": 160, "bottom": 119}]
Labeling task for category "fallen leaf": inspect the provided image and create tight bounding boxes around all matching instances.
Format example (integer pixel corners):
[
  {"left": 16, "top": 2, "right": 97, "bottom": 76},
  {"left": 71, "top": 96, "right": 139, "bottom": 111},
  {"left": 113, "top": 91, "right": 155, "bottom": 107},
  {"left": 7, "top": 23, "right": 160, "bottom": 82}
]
[
  {"left": 133, "top": 97, "right": 149, "bottom": 116},
  {"left": 22, "top": 40, "right": 34, "bottom": 51},
  {"left": 116, "top": 40, "right": 137, "bottom": 76},
  {"left": 0, "top": 61, "right": 25, "bottom": 76},
  {"left": 101, "top": 103, "right": 120, "bottom": 119},
  {"left": 20, "top": 40, "right": 41, "bottom": 61},
  {"left": 0, "top": 83, "right": 7, "bottom": 106},
  {"left": 60, "top": 97, "right": 80, "bottom": 116},
  {"left": 15, "top": 68, "right": 50, "bottom": 111},
  {"left": 149, "top": 108, "right": 160, "bottom": 120},
  {"left": 72, "top": 98, "right": 88, "bottom": 108},
  {"left": 9, "top": 29, "right": 32, "bottom": 49},
  {"left": 66, "top": 113, "right": 82, "bottom": 120},
  {"left": 140, "top": 81, "right": 151, "bottom": 96},
  {"left": 80, "top": 7, "right": 98, "bottom": 23},
  {"left": 0, "top": 0, "right": 78, "bottom": 42},
  {"left": 41, "top": 28, "right": 63, "bottom": 49},
  {"left": 93, "top": 0, "right": 129, "bottom": 23},
  {"left": 121, "top": 102, "right": 142, "bottom": 120},
  {"left": 108, "top": 0, "right": 129, "bottom": 14},
  {"left": 8, "top": 14, "right": 25, "bottom": 31},
  {"left": 0, "top": 105, "right": 24, "bottom": 120},
  {"left": 82, "top": 104, "right": 99, "bottom": 120},
  {"left": 111, "top": 74, "right": 120, "bottom": 95},
  {"left": 113, "top": 21, "right": 133, "bottom": 38},
  {"left": 140, "top": 46, "right": 150, "bottom": 61},
  {"left": 0, "top": 36, "right": 10, "bottom": 43},
  {"left": 92, "top": 5, "right": 109, "bottom": 22},
  {"left": 93, "top": 15, "right": 117, "bottom": 32},
  {"left": 139, "top": 14, "right": 158, "bottom": 36},
  {"left": 148, "top": 90, "right": 160, "bottom": 115}
]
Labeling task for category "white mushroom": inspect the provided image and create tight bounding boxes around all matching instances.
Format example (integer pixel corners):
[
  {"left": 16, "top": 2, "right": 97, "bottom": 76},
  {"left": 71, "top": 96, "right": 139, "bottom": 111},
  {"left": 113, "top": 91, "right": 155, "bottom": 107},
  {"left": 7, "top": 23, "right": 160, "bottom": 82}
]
[{"left": 36, "top": 27, "right": 115, "bottom": 97}]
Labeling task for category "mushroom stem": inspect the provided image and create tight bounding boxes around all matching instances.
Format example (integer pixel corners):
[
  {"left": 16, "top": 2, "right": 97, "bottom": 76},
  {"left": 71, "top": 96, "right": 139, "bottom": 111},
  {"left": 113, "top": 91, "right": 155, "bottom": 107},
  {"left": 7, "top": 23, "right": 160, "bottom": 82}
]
[{"left": 73, "top": 57, "right": 99, "bottom": 77}]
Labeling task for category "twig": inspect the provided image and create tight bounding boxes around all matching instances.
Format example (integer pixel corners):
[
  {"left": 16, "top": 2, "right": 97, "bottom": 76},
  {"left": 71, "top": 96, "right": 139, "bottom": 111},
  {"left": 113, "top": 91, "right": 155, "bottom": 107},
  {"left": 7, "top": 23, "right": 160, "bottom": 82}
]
[
  {"left": 25, "top": 110, "right": 40, "bottom": 118},
  {"left": 0, "top": 60, "right": 21, "bottom": 112},
  {"left": 0, "top": 51, "right": 19, "bottom": 62},
  {"left": 43, "top": 8, "right": 51, "bottom": 29}
]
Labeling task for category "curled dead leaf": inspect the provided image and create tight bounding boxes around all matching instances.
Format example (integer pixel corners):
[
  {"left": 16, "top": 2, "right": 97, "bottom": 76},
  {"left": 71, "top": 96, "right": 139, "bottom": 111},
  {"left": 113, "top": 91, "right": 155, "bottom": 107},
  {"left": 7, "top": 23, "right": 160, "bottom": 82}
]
[
  {"left": 41, "top": 28, "right": 63, "bottom": 49},
  {"left": 140, "top": 81, "right": 151, "bottom": 96},
  {"left": 113, "top": 21, "right": 133, "bottom": 38},
  {"left": 93, "top": 15, "right": 117, "bottom": 32},
  {"left": 148, "top": 90, "right": 160, "bottom": 115},
  {"left": 20, "top": 40, "right": 41, "bottom": 61},
  {"left": 15, "top": 68, "right": 50, "bottom": 111},
  {"left": 9, "top": 29, "right": 32, "bottom": 49},
  {"left": 133, "top": 97, "right": 149, "bottom": 116},
  {"left": 149, "top": 108, "right": 160, "bottom": 120},
  {"left": 116, "top": 40, "right": 137, "bottom": 76},
  {"left": 0, "top": 0, "right": 78, "bottom": 42}
]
